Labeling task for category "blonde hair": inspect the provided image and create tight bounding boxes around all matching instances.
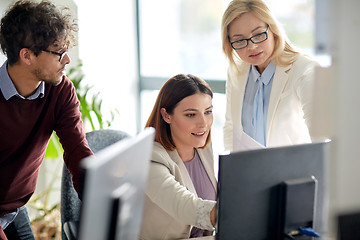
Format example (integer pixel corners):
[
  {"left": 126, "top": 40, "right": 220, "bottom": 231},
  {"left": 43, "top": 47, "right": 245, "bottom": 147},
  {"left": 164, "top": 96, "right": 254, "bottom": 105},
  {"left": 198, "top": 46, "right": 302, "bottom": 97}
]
[{"left": 221, "top": 0, "right": 299, "bottom": 68}]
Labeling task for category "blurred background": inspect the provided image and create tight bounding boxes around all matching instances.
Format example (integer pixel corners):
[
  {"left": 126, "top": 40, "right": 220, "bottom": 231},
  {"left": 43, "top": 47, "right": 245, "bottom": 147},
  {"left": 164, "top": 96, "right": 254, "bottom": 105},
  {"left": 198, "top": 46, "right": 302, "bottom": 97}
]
[{"left": 1, "top": 0, "right": 359, "bottom": 239}]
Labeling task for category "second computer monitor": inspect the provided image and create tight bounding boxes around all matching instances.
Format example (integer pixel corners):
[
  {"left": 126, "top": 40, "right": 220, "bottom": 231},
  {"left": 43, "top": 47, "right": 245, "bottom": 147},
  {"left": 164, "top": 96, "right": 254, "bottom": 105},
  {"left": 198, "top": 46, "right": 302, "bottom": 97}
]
[{"left": 216, "top": 141, "right": 330, "bottom": 240}]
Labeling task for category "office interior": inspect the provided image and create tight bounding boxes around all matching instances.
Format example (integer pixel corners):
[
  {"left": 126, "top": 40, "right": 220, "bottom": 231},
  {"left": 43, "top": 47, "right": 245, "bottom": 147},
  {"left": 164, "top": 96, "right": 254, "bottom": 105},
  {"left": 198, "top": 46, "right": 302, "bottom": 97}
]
[{"left": 0, "top": 0, "right": 359, "bottom": 238}]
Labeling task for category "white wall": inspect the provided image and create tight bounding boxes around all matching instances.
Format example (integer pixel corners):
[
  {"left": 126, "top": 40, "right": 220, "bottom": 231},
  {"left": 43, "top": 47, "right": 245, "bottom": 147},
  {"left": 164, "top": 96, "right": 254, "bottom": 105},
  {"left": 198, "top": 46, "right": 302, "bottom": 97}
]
[
  {"left": 328, "top": 0, "right": 360, "bottom": 236},
  {"left": 313, "top": 0, "right": 360, "bottom": 238},
  {"left": 0, "top": 0, "right": 11, "bottom": 64}
]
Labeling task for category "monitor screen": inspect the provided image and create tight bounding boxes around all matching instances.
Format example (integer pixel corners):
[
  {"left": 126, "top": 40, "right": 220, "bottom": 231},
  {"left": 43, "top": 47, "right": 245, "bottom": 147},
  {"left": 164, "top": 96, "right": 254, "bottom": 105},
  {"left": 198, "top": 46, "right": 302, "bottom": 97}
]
[
  {"left": 216, "top": 141, "right": 330, "bottom": 240},
  {"left": 78, "top": 127, "right": 155, "bottom": 240}
]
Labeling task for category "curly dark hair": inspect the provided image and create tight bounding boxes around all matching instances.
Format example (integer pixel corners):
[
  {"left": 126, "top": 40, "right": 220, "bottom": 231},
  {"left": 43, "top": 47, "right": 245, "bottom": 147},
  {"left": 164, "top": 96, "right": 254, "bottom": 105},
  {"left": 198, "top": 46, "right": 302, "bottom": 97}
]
[{"left": 0, "top": 0, "right": 78, "bottom": 65}]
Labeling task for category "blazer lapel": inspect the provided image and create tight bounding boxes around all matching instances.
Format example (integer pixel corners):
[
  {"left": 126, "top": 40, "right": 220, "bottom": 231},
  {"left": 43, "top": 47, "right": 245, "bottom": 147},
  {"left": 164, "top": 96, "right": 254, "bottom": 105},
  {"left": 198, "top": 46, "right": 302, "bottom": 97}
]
[
  {"left": 232, "top": 63, "right": 250, "bottom": 132},
  {"left": 266, "top": 64, "right": 291, "bottom": 144}
]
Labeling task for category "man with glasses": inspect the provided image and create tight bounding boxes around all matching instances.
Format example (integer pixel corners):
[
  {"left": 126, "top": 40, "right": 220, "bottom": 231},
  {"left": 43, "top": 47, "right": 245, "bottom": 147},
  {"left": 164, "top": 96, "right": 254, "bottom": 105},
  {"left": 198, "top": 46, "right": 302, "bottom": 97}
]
[{"left": 0, "top": 1, "right": 93, "bottom": 239}]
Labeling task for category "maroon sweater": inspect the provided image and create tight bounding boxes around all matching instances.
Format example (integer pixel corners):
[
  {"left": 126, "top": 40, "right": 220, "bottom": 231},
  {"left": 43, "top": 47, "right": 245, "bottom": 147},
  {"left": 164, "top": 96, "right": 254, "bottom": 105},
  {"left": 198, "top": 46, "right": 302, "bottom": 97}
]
[{"left": 0, "top": 76, "right": 93, "bottom": 216}]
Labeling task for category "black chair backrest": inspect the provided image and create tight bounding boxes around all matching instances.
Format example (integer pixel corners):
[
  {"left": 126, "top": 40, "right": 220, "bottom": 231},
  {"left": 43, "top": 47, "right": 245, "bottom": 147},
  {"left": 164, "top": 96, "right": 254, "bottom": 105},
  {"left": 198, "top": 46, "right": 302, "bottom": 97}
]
[{"left": 60, "top": 129, "right": 129, "bottom": 240}]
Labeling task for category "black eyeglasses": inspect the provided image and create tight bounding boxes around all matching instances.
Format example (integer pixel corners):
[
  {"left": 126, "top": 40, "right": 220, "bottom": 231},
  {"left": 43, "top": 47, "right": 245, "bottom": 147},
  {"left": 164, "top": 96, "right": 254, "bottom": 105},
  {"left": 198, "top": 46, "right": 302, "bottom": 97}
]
[
  {"left": 230, "top": 25, "right": 269, "bottom": 50},
  {"left": 42, "top": 49, "right": 68, "bottom": 62}
]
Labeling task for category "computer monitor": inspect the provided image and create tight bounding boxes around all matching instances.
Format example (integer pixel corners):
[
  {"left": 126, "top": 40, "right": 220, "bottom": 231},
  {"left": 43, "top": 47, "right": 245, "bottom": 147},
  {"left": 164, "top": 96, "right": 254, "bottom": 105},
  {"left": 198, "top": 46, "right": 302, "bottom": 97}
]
[
  {"left": 216, "top": 141, "right": 330, "bottom": 240},
  {"left": 337, "top": 211, "right": 360, "bottom": 240},
  {"left": 78, "top": 127, "right": 155, "bottom": 240}
]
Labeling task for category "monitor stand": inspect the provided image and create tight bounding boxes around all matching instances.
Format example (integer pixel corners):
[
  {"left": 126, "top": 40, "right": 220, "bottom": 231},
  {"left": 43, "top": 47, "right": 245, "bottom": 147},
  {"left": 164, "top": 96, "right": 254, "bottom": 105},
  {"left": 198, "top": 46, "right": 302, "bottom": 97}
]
[{"left": 279, "top": 177, "right": 318, "bottom": 239}]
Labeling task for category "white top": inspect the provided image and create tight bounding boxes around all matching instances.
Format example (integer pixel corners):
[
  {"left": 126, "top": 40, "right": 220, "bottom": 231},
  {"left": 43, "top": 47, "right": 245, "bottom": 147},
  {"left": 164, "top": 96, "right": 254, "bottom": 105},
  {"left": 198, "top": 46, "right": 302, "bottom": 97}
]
[{"left": 224, "top": 54, "right": 319, "bottom": 150}]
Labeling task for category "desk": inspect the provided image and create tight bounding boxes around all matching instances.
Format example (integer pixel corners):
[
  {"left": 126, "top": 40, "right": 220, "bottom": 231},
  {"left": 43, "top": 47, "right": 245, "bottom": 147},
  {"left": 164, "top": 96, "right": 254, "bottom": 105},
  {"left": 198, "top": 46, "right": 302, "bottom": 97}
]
[{"left": 181, "top": 236, "right": 215, "bottom": 240}]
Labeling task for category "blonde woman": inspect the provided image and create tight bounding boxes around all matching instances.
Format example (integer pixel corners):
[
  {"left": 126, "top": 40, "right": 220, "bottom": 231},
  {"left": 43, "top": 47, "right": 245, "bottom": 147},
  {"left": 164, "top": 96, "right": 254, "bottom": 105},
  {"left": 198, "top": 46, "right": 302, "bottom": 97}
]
[{"left": 222, "top": 0, "right": 318, "bottom": 150}]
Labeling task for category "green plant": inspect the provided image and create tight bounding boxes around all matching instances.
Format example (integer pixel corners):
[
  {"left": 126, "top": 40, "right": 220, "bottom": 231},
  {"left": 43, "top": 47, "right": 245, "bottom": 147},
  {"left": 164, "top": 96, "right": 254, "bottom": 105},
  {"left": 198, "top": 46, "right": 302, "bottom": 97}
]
[
  {"left": 68, "top": 60, "right": 116, "bottom": 131},
  {"left": 44, "top": 60, "right": 117, "bottom": 158}
]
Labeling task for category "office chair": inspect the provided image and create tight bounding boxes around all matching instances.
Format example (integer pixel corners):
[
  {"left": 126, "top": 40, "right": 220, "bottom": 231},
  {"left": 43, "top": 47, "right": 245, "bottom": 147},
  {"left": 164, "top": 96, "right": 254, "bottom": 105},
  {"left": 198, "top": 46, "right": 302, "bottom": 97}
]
[{"left": 61, "top": 129, "right": 130, "bottom": 240}]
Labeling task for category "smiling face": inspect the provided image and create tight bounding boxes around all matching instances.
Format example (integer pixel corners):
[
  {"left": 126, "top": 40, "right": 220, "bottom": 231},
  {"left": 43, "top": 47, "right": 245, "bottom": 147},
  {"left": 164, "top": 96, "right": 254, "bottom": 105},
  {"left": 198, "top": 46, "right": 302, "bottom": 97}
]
[
  {"left": 161, "top": 93, "right": 213, "bottom": 161},
  {"left": 228, "top": 12, "right": 275, "bottom": 73}
]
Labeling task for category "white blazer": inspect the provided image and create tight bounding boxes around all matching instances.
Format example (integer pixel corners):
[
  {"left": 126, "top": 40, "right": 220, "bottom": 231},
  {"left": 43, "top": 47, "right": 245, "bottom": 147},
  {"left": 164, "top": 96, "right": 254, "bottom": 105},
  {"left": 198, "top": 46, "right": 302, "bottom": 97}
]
[
  {"left": 139, "top": 142, "right": 217, "bottom": 240},
  {"left": 224, "top": 54, "right": 318, "bottom": 151}
]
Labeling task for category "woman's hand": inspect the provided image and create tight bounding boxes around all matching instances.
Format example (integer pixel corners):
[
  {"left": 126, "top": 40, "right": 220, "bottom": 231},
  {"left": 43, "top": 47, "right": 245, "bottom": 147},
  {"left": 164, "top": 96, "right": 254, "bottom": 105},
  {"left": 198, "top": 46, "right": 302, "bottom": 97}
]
[{"left": 210, "top": 204, "right": 217, "bottom": 227}]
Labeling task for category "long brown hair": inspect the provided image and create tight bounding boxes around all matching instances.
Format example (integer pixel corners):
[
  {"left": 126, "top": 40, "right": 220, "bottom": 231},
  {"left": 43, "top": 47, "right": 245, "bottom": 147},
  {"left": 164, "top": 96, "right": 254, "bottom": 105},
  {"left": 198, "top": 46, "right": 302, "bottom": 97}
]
[{"left": 145, "top": 74, "right": 213, "bottom": 151}]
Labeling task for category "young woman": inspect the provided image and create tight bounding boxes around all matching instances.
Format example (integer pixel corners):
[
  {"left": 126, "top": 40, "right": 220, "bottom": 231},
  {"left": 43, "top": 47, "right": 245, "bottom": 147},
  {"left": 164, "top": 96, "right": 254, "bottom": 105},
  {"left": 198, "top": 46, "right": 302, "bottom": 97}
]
[
  {"left": 222, "top": 0, "right": 318, "bottom": 151},
  {"left": 140, "top": 74, "right": 217, "bottom": 239}
]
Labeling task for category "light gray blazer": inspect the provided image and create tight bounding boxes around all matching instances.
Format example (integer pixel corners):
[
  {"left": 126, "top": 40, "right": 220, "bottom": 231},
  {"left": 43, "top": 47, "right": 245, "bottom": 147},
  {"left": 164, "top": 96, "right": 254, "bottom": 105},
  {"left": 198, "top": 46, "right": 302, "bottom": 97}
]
[
  {"left": 139, "top": 142, "right": 217, "bottom": 240},
  {"left": 224, "top": 54, "right": 319, "bottom": 151}
]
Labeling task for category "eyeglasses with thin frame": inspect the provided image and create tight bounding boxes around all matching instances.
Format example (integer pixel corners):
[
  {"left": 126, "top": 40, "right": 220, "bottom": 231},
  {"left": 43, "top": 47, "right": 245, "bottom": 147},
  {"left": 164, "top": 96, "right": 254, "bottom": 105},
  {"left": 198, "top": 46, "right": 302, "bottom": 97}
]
[
  {"left": 230, "top": 25, "right": 269, "bottom": 50},
  {"left": 42, "top": 48, "right": 68, "bottom": 62}
]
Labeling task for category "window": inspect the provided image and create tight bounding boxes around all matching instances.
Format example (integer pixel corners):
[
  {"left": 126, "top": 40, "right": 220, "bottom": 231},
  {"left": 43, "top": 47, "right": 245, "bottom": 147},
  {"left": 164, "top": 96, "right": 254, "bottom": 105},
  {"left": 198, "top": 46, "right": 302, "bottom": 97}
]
[{"left": 139, "top": 0, "right": 229, "bottom": 80}]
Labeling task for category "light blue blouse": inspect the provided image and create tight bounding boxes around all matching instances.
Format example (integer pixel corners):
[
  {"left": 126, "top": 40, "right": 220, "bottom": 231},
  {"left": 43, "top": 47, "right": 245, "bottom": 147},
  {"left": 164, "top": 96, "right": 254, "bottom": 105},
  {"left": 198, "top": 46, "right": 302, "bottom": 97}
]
[{"left": 241, "top": 62, "right": 275, "bottom": 146}]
